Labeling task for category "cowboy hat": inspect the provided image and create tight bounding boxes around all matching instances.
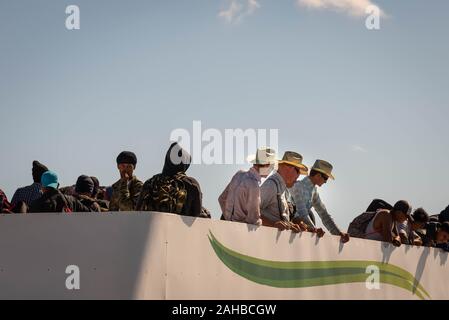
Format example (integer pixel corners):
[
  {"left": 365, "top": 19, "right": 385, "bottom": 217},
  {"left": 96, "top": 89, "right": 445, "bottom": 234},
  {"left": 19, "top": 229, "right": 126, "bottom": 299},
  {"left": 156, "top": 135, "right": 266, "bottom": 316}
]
[
  {"left": 247, "top": 147, "right": 277, "bottom": 165},
  {"left": 278, "top": 151, "right": 308, "bottom": 175},
  {"left": 311, "top": 159, "right": 335, "bottom": 180}
]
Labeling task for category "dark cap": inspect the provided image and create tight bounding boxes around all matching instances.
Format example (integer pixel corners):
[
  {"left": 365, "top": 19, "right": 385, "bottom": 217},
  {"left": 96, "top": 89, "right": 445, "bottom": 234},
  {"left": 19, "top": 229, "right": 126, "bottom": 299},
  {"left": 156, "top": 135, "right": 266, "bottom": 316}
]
[
  {"left": 412, "top": 208, "right": 430, "bottom": 224},
  {"left": 116, "top": 151, "right": 137, "bottom": 167},
  {"left": 75, "top": 175, "right": 95, "bottom": 195},
  {"left": 32, "top": 160, "right": 49, "bottom": 183},
  {"left": 393, "top": 200, "right": 413, "bottom": 222}
]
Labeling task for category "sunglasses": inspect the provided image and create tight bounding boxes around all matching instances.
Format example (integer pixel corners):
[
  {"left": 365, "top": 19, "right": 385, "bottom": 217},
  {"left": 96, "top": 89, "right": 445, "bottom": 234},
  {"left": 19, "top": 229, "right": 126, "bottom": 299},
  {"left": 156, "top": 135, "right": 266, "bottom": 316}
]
[{"left": 321, "top": 173, "right": 329, "bottom": 181}]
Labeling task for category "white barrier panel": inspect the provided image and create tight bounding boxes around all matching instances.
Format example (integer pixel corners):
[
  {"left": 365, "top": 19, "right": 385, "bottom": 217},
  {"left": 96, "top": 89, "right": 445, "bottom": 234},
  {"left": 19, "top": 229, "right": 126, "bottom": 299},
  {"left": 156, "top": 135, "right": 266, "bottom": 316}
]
[{"left": 0, "top": 212, "right": 447, "bottom": 299}]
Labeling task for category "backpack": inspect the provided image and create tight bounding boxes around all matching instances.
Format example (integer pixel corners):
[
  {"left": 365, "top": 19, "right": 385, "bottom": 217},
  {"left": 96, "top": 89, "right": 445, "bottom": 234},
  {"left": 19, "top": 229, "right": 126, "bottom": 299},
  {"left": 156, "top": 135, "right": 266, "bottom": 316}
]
[
  {"left": 366, "top": 198, "right": 393, "bottom": 212},
  {"left": 348, "top": 211, "right": 377, "bottom": 238},
  {"left": 141, "top": 173, "right": 187, "bottom": 214},
  {"left": 347, "top": 198, "right": 393, "bottom": 238}
]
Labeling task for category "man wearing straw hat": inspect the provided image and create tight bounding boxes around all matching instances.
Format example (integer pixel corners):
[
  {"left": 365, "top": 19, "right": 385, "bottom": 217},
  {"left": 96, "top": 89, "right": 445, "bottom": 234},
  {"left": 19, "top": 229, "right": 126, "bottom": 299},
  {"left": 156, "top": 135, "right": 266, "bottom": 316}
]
[
  {"left": 219, "top": 147, "right": 277, "bottom": 226},
  {"left": 260, "top": 151, "right": 310, "bottom": 232},
  {"left": 290, "top": 159, "right": 350, "bottom": 243}
]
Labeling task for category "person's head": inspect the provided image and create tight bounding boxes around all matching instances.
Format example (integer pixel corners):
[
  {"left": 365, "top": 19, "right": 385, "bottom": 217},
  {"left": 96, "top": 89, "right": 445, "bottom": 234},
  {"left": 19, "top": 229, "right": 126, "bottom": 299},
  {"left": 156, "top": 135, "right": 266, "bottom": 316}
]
[
  {"left": 411, "top": 208, "right": 430, "bottom": 230},
  {"left": 439, "top": 205, "right": 449, "bottom": 224},
  {"left": 41, "top": 171, "right": 59, "bottom": 192},
  {"left": 75, "top": 175, "right": 95, "bottom": 197},
  {"left": 391, "top": 200, "right": 412, "bottom": 224},
  {"left": 32, "top": 160, "right": 49, "bottom": 184},
  {"left": 249, "top": 147, "right": 277, "bottom": 178},
  {"left": 254, "top": 164, "right": 275, "bottom": 178},
  {"left": 436, "top": 222, "right": 449, "bottom": 244},
  {"left": 90, "top": 176, "right": 100, "bottom": 198},
  {"left": 308, "top": 160, "right": 334, "bottom": 187},
  {"left": 309, "top": 170, "right": 329, "bottom": 187},
  {"left": 116, "top": 151, "right": 137, "bottom": 177},
  {"left": 276, "top": 151, "right": 308, "bottom": 188},
  {"left": 162, "top": 142, "right": 191, "bottom": 176},
  {"left": 277, "top": 163, "right": 301, "bottom": 188}
]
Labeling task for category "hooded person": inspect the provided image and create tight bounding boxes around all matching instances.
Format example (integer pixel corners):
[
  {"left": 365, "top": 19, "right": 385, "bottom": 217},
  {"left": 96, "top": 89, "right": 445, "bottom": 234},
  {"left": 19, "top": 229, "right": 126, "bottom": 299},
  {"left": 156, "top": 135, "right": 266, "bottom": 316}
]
[
  {"left": 136, "top": 142, "right": 203, "bottom": 217},
  {"left": 11, "top": 160, "right": 49, "bottom": 208},
  {"left": 73, "top": 175, "right": 102, "bottom": 212},
  {"left": 89, "top": 176, "right": 109, "bottom": 211}
]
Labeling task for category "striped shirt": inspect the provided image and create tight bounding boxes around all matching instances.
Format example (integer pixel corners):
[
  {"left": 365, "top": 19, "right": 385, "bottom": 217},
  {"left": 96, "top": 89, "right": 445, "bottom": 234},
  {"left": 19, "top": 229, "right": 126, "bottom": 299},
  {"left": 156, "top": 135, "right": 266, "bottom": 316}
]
[
  {"left": 11, "top": 183, "right": 43, "bottom": 207},
  {"left": 289, "top": 176, "right": 341, "bottom": 235}
]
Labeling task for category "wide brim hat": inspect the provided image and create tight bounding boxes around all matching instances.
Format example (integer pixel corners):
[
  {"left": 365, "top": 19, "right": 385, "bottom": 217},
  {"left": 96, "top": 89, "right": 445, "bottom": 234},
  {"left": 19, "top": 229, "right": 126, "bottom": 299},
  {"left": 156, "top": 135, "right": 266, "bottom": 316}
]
[
  {"left": 247, "top": 147, "right": 277, "bottom": 165},
  {"left": 278, "top": 151, "right": 308, "bottom": 175},
  {"left": 311, "top": 159, "right": 335, "bottom": 180}
]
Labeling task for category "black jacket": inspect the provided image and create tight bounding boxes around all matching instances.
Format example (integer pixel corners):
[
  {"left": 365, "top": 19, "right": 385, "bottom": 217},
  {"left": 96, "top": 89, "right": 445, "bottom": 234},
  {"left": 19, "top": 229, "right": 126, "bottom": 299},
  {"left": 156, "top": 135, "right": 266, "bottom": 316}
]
[
  {"left": 29, "top": 189, "right": 92, "bottom": 213},
  {"left": 137, "top": 142, "right": 203, "bottom": 217}
]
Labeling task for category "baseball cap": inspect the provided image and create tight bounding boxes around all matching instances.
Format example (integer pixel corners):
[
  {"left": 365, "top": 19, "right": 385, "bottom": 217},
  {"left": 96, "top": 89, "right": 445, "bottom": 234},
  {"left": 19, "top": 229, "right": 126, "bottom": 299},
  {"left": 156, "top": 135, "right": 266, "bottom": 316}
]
[{"left": 41, "top": 171, "right": 59, "bottom": 189}]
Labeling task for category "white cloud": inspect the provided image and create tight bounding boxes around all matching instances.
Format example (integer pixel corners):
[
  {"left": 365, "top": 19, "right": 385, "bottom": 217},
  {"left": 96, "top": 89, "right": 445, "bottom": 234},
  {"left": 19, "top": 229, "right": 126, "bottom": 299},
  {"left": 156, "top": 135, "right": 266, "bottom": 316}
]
[
  {"left": 248, "top": 0, "right": 261, "bottom": 14},
  {"left": 352, "top": 145, "right": 368, "bottom": 153},
  {"left": 297, "top": 0, "right": 385, "bottom": 17},
  {"left": 218, "top": 0, "right": 261, "bottom": 24}
]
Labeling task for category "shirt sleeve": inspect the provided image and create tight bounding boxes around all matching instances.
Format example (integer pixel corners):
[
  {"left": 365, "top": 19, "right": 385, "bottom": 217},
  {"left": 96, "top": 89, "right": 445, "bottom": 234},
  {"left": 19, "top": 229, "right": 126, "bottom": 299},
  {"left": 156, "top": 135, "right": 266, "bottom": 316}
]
[
  {"left": 245, "top": 180, "right": 262, "bottom": 226},
  {"left": 259, "top": 180, "right": 277, "bottom": 221},
  {"left": 291, "top": 184, "right": 315, "bottom": 229},
  {"left": 312, "top": 191, "right": 341, "bottom": 235}
]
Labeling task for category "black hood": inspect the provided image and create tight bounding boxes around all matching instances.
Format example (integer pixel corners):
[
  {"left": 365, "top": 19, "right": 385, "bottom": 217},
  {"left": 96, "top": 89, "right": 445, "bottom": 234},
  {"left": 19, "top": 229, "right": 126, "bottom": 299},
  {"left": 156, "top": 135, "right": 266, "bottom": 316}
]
[{"left": 162, "top": 142, "right": 191, "bottom": 176}]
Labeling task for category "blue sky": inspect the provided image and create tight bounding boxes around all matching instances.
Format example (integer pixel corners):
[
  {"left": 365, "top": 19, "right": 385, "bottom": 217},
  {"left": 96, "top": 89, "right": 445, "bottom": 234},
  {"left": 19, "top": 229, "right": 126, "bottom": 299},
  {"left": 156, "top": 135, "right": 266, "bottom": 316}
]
[{"left": 1, "top": 0, "right": 448, "bottom": 229}]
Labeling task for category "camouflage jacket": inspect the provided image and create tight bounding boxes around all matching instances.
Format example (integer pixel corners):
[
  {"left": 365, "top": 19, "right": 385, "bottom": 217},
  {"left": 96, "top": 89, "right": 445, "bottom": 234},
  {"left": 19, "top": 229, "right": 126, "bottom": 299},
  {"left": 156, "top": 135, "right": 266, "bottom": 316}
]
[{"left": 109, "top": 176, "right": 143, "bottom": 212}]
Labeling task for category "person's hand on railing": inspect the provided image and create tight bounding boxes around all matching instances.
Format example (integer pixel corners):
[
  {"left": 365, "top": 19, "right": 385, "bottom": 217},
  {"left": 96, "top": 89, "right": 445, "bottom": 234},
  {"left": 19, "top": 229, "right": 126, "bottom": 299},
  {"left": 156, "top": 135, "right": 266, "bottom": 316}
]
[
  {"left": 274, "top": 220, "right": 290, "bottom": 231},
  {"left": 392, "top": 236, "right": 402, "bottom": 247},
  {"left": 307, "top": 227, "right": 325, "bottom": 238},
  {"left": 340, "top": 232, "right": 350, "bottom": 243}
]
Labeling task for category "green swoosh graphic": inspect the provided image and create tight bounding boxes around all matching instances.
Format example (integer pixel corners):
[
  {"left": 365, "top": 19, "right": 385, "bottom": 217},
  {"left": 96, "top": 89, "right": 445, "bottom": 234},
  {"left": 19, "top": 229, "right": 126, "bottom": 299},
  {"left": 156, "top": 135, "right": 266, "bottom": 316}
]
[{"left": 208, "top": 231, "right": 430, "bottom": 300}]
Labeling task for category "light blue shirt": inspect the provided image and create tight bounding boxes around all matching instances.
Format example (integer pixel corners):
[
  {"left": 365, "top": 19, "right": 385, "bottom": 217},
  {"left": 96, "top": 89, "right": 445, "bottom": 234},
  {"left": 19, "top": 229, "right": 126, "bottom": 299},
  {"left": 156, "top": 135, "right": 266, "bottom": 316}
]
[{"left": 289, "top": 176, "right": 341, "bottom": 235}]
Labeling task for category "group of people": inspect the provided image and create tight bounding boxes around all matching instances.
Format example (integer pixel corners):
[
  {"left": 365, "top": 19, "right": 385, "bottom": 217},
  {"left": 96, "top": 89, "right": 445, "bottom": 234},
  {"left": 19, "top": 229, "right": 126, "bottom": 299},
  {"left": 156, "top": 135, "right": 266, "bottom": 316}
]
[{"left": 1, "top": 143, "right": 448, "bottom": 252}]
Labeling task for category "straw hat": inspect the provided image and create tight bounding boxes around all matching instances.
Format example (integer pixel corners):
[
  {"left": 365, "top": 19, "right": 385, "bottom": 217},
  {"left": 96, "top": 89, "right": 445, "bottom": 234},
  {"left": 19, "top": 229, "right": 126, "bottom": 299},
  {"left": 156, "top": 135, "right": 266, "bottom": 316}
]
[
  {"left": 311, "top": 159, "right": 335, "bottom": 180},
  {"left": 278, "top": 151, "right": 308, "bottom": 175},
  {"left": 247, "top": 147, "right": 277, "bottom": 165}
]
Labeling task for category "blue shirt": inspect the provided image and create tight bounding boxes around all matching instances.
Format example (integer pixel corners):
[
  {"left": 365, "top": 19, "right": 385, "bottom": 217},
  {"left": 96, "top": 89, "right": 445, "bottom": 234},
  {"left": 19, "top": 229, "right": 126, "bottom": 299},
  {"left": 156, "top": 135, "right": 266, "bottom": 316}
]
[{"left": 289, "top": 176, "right": 341, "bottom": 235}]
